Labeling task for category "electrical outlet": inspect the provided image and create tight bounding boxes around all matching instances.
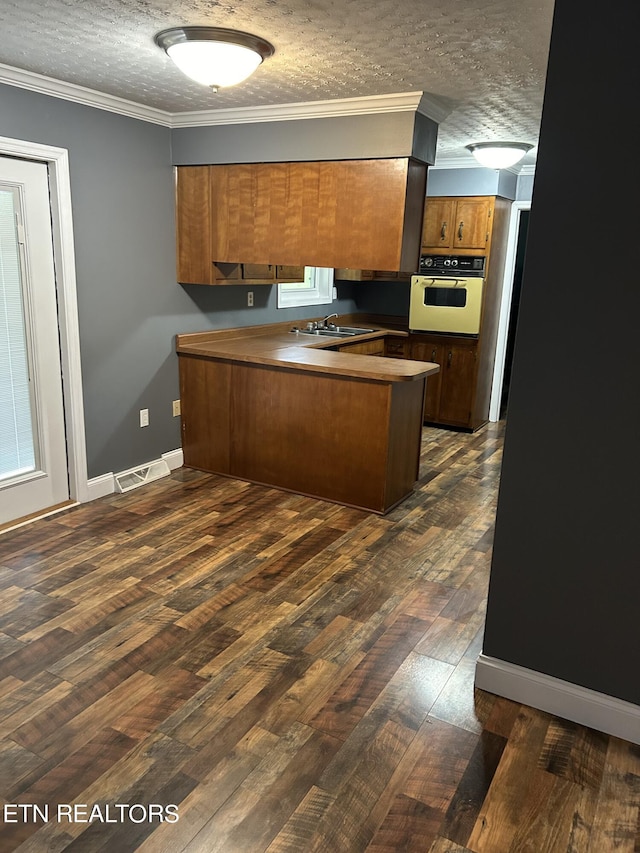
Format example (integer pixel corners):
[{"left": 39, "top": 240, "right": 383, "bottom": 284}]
[
  {"left": 247, "top": 291, "right": 254, "bottom": 307},
  {"left": 139, "top": 408, "right": 149, "bottom": 427},
  {"left": 172, "top": 399, "right": 181, "bottom": 417}
]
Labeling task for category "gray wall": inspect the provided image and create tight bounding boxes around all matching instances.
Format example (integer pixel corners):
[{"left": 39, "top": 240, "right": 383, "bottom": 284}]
[
  {"left": 0, "top": 83, "right": 358, "bottom": 479},
  {"left": 427, "top": 167, "right": 501, "bottom": 197},
  {"left": 179, "top": 281, "right": 358, "bottom": 328},
  {"left": 426, "top": 166, "right": 519, "bottom": 199},
  {"left": 172, "top": 111, "right": 437, "bottom": 165},
  {"left": 0, "top": 84, "right": 182, "bottom": 479},
  {"left": 516, "top": 174, "right": 535, "bottom": 201},
  {"left": 482, "top": 0, "right": 640, "bottom": 704}
]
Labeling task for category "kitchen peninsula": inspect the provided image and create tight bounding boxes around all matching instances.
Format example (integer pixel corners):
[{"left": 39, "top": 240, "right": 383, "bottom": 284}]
[{"left": 176, "top": 320, "right": 439, "bottom": 514}]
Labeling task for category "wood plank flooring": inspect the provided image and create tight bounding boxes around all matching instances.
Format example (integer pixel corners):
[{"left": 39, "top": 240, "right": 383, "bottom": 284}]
[{"left": 0, "top": 423, "right": 638, "bottom": 852}]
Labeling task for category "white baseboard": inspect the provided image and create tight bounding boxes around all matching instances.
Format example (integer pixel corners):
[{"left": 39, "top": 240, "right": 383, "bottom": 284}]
[
  {"left": 162, "top": 448, "right": 184, "bottom": 470},
  {"left": 86, "top": 472, "right": 115, "bottom": 501},
  {"left": 475, "top": 654, "right": 640, "bottom": 745},
  {"left": 85, "top": 448, "right": 183, "bottom": 502}
]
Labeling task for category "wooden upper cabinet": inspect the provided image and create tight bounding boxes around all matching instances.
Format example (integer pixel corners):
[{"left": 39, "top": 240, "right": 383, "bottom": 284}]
[
  {"left": 421, "top": 198, "right": 454, "bottom": 250},
  {"left": 176, "top": 166, "right": 212, "bottom": 285},
  {"left": 176, "top": 159, "right": 427, "bottom": 283},
  {"left": 421, "top": 196, "right": 494, "bottom": 252}
]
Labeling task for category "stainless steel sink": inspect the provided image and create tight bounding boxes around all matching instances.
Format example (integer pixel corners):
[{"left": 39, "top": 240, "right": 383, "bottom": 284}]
[
  {"left": 290, "top": 326, "right": 374, "bottom": 338},
  {"left": 290, "top": 329, "right": 352, "bottom": 337},
  {"left": 329, "top": 326, "right": 375, "bottom": 334}
]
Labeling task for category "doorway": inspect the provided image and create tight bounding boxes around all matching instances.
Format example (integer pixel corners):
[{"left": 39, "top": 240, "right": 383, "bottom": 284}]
[
  {"left": 489, "top": 201, "right": 531, "bottom": 422},
  {"left": 0, "top": 157, "right": 69, "bottom": 522},
  {"left": 0, "top": 137, "right": 88, "bottom": 527}
]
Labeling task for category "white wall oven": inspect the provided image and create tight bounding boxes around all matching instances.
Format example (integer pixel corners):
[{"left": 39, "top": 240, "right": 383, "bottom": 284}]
[{"left": 410, "top": 255, "right": 486, "bottom": 335}]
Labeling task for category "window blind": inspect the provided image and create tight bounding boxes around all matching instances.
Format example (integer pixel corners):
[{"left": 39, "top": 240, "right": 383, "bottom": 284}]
[{"left": 0, "top": 187, "right": 36, "bottom": 482}]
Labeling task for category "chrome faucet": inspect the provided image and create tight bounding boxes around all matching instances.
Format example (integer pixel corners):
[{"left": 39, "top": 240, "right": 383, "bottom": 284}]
[{"left": 322, "top": 313, "right": 339, "bottom": 328}]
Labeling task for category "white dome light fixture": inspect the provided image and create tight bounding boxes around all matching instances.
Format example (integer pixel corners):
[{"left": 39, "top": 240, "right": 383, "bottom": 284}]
[
  {"left": 466, "top": 141, "right": 534, "bottom": 170},
  {"left": 155, "top": 27, "right": 275, "bottom": 92}
]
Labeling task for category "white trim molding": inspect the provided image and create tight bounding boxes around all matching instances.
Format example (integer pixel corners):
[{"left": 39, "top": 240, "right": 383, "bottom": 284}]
[
  {"left": 162, "top": 448, "right": 184, "bottom": 470},
  {"left": 0, "top": 62, "right": 172, "bottom": 126},
  {"left": 476, "top": 654, "right": 640, "bottom": 745},
  {"left": 86, "top": 449, "right": 183, "bottom": 502},
  {"left": 172, "top": 91, "right": 429, "bottom": 127},
  {"left": 0, "top": 65, "right": 430, "bottom": 128},
  {"left": 0, "top": 135, "right": 89, "bottom": 505},
  {"left": 489, "top": 199, "right": 531, "bottom": 422},
  {"left": 87, "top": 472, "right": 115, "bottom": 502},
  {"left": 432, "top": 156, "right": 535, "bottom": 174}
]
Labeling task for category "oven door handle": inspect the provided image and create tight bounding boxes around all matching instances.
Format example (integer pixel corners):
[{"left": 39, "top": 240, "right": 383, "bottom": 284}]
[{"left": 424, "top": 278, "right": 467, "bottom": 287}]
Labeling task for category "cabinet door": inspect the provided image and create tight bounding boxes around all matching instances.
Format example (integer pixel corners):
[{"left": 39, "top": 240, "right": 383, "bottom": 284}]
[
  {"left": 421, "top": 199, "right": 454, "bottom": 249},
  {"left": 410, "top": 340, "right": 444, "bottom": 422},
  {"left": 242, "top": 263, "right": 275, "bottom": 281},
  {"left": 209, "top": 159, "right": 425, "bottom": 271},
  {"left": 276, "top": 265, "right": 305, "bottom": 281},
  {"left": 438, "top": 342, "right": 478, "bottom": 427},
  {"left": 334, "top": 268, "right": 375, "bottom": 281},
  {"left": 176, "top": 166, "right": 211, "bottom": 285},
  {"left": 384, "top": 337, "right": 408, "bottom": 359},
  {"left": 452, "top": 198, "right": 492, "bottom": 250},
  {"left": 338, "top": 339, "right": 385, "bottom": 356}
]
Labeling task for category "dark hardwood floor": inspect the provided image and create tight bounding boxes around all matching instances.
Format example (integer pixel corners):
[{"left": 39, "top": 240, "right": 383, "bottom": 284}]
[{"left": 1, "top": 423, "right": 638, "bottom": 852}]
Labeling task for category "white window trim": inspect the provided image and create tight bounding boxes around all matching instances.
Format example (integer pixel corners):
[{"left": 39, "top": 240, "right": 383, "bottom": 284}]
[
  {"left": 0, "top": 135, "right": 88, "bottom": 503},
  {"left": 277, "top": 267, "right": 335, "bottom": 309}
]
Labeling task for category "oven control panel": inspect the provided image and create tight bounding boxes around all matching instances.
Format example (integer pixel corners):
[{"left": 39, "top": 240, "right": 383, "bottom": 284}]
[{"left": 419, "top": 255, "right": 486, "bottom": 275}]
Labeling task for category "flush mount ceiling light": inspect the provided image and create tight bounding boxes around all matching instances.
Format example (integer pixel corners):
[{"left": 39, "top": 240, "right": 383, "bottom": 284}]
[
  {"left": 466, "top": 142, "right": 534, "bottom": 170},
  {"left": 154, "top": 27, "right": 275, "bottom": 91}
]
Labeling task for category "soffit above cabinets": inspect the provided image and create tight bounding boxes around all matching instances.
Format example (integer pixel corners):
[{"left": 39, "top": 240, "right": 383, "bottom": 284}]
[{"left": 0, "top": 0, "right": 554, "bottom": 169}]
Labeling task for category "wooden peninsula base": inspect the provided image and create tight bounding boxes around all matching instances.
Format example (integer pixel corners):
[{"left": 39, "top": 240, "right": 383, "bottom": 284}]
[{"left": 177, "top": 324, "right": 438, "bottom": 514}]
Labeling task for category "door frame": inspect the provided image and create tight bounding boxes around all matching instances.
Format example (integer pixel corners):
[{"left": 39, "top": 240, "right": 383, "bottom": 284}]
[
  {"left": 0, "top": 135, "right": 88, "bottom": 503},
  {"left": 489, "top": 199, "right": 531, "bottom": 422}
]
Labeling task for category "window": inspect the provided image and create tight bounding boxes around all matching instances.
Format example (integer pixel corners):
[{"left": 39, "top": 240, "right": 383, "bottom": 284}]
[
  {"left": 0, "top": 185, "right": 37, "bottom": 482},
  {"left": 277, "top": 267, "right": 335, "bottom": 309}
]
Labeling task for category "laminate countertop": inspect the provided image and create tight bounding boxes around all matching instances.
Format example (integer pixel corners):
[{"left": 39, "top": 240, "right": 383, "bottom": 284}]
[{"left": 176, "top": 320, "right": 439, "bottom": 384}]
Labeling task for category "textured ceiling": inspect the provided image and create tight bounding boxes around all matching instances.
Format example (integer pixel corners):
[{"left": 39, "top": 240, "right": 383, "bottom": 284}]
[{"left": 0, "top": 0, "right": 555, "bottom": 165}]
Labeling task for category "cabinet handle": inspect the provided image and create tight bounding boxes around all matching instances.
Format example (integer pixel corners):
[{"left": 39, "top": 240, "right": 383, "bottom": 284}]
[
  {"left": 431, "top": 348, "right": 437, "bottom": 361},
  {"left": 440, "top": 222, "right": 447, "bottom": 241},
  {"left": 457, "top": 221, "right": 464, "bottom": 241},
  {"left": 447, "top": 350, "right": 453, "bottom": 365}
]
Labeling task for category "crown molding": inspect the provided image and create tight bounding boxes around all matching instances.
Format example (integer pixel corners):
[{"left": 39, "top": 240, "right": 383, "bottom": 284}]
[
  {"left": 432, "top": 155, "right": 536, "bottom": 175},
  {"left": 169, "top": 91, "right": 426, "bottom": 127},
  {"left": 0, "top": 62, "right": 173, "bottom": 126},
  {"left": 416, "top": 93, "right": 450, "bottom": 125},
  {"left": 0, "top": 63, "right": 533, "bottom": 173},
  {"left": 0, "top": 65, "right": 425, "bottom": 128}
]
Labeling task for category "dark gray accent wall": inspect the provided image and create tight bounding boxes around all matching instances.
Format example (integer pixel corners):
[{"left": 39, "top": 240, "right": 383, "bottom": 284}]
[
  {"left": 412, "top": 112, "right": 438, "bottom": 166},
  {"left": 171, "top": 111, "right": 436, "bottom": 165},
  {"left": 0, "top": 84, "right": 358, "bottom": 479},
  {"left": 348, "top": 281, "right": 411, "bottom": 319},
  {"left": 482, "top": 0, "right": 640, "bottom": 704},
  {"left": 181, "top": 282, "right": 358, "bottom": 327}
]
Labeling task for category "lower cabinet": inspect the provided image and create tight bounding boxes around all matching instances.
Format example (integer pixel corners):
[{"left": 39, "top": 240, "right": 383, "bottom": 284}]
[
  {"left": 384, "top": 336, "right": 409, "bottom": 359},
  {"left": 410, "top": 334, "right": 479, "bottom": 429},
  {"left": 338, "top": 338, "right": 385, "bottom": 356}
]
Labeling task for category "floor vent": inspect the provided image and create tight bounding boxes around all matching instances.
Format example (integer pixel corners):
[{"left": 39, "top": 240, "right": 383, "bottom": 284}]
[{"left": 114, "top": 459, "right": 171, "bottom": 493}]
